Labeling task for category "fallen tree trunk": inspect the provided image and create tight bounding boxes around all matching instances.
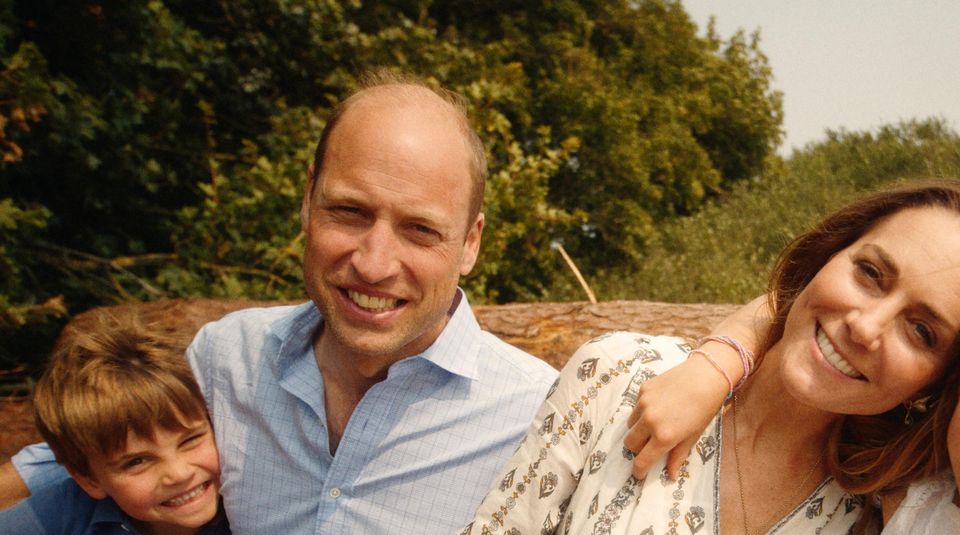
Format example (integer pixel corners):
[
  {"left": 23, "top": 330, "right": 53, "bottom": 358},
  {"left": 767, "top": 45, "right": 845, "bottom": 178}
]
[{"left": 0, "top": 298, "right": 738, "bottom": 460}]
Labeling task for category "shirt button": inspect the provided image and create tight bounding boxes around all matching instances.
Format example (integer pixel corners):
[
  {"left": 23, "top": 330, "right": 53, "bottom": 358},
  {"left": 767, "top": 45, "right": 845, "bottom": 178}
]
[{"left": 329, "top": 487, "right": 341, "bottom": 498}]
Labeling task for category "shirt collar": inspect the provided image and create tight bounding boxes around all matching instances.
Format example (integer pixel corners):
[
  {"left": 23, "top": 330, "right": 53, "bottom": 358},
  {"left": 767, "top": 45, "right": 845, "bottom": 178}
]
[
  {"left": 414, "top": 289, "right": 482, "bottom": 381},
  {"left": 269, "top": 290, "right": 483, "bottom": 381},
  {"left": 89, "top": 497, "right": 133, "bottom": 532}
]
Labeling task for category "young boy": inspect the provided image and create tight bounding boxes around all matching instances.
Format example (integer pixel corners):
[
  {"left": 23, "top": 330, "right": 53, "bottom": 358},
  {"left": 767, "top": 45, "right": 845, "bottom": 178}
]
[{"left": 0, "top": 314, "right": 227, "bottom": 534}]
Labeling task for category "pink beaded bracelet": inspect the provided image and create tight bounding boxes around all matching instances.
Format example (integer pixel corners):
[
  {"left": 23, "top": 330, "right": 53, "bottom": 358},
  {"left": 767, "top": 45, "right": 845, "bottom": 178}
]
[
  {"left": 698, "top": 335, "right": 755, "bottom": 393},
  {"left": 687, "top": 348, "right": 734, "bottom": 400}
]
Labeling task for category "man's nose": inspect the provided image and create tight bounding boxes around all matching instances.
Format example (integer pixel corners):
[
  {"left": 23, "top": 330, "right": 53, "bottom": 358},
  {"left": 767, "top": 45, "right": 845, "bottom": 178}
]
[{"left": 351, "top": 222, "right": 401, "bottom": 283}]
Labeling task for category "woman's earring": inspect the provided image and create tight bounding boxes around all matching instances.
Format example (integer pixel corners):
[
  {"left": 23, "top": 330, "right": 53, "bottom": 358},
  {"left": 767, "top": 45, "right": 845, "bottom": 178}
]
[{"left": 903, "top": 395, "right": 933, "bottom": 425}]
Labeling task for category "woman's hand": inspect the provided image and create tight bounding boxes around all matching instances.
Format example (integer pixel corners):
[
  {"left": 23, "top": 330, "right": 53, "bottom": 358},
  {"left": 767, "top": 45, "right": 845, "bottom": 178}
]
[{"left": 623, "top": 295, "right": 769, "bottom": 480}]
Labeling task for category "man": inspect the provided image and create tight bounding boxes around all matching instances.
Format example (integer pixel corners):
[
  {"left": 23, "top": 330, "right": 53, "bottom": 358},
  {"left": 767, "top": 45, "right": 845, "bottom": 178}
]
[
  {"left": 184, "top": 72, "right": 560, "bottom": 533},
  {"left": 3, "top": 72, "right": 558, "bottom": 533}
]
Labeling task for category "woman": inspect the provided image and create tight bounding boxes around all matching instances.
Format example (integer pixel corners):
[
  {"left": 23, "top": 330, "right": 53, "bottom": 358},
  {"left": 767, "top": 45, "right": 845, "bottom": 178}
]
[{"left": 462, "top": 179, "right": 960, "bottom": 534}]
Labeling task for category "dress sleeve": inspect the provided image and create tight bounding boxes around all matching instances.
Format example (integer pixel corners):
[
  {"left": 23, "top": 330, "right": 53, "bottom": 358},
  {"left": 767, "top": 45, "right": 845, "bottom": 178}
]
[
  {"left": 461, "top": 332, "right": 664, "bottom": 535},
  {"left": 882, "top": 472, "right": 960, "bottom": 534}
]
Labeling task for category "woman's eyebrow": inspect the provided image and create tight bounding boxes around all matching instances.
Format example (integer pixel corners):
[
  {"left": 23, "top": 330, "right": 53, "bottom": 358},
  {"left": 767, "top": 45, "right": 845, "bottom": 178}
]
[{"left": 862, "top": 243, "right": 899, "bottom": 277}]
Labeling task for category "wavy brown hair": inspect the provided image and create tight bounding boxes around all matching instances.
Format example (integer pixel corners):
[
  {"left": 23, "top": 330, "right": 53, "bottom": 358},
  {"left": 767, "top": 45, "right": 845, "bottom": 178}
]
[
  {"left": 758, "top": 178, "right": 960, "bottom": 528},
  {"left": 33, "top": 313, "right": 207, "bottom": 476}
]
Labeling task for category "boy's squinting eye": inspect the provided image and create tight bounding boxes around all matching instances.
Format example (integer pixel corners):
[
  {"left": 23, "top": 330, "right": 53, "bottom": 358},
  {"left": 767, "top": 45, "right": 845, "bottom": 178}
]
[
  {"left": 181, "top": 430, "right": 206, "bottom": 447},
  {"left": 122, "top": 457, "right": 146, "bottom": 470}
]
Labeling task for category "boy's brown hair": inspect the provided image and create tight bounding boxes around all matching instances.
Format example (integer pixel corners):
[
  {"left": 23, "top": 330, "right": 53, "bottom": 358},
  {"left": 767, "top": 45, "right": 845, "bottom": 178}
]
[{"left": 33, "top": 313, "right": 207, "bottom": 476}]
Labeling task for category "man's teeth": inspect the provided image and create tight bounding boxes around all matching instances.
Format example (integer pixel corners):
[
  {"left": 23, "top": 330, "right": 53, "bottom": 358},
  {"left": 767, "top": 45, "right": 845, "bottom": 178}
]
[
  {"left": 817, "top": 328, "right": 863, "bottom": 379},
  {"left": 164, "top": 482, "right": 208, "bottom": 507},
  {"left": 348, "top": 290, "right": 398, "bottom": 312}
]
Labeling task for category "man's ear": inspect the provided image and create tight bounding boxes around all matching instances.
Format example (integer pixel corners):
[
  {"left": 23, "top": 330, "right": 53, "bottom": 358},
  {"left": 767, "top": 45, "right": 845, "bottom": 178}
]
[
  {"left": 459, "top": 212, "right": 485, "bottom": 276},
  {"left": 67, "top": 467, "right": 108, "bottom": 500},
  {"left": 301, "top": 166, "right": 316, "bottom": 231}
]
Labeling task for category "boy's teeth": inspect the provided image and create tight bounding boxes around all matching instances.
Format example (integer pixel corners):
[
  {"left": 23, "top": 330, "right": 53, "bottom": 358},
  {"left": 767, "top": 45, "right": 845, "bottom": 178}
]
[
  {"left": 348, "top": 290, "right": 398, "bottom": 312},
  {"left": 164, "top": 482, "right": 208, "bottom": 506},
  {"left": 817, "top": 328, "right": 863, "bottom": 379}
]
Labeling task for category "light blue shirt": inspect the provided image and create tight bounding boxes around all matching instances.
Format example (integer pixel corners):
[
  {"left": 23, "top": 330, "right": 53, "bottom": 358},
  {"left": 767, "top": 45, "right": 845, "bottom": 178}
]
[{"left": 187, "top": 291, "right": 558, "bottom": 534}]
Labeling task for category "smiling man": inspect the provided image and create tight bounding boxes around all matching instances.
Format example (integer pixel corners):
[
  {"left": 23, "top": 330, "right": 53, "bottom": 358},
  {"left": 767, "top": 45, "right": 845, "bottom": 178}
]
[{"left": 183, "top": 72, "right": 559, "bottom": 533}]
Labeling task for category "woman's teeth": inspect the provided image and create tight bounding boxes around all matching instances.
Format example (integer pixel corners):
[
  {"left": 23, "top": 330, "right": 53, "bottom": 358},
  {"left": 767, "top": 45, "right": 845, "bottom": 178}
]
[
  {"left": 817, "top": 328, "right": 863, "bottom": 379},
  {"left": 348, "top": 290, "right": 398, "bottom": 312}
]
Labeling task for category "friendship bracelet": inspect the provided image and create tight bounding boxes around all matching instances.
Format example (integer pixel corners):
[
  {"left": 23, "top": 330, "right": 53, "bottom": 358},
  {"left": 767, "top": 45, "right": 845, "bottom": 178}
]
[
  {"left": 687, "top": 349, "right": 734, "bottom": 400},
  {"left": 698, "top": 335, "right": 755, "bottom": 393}
]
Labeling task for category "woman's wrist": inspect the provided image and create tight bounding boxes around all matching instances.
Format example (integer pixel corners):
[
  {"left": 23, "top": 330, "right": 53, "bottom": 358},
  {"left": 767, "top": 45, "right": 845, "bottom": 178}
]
[{"left": 696, "top": 338, "right": 749, "bottom": 388}]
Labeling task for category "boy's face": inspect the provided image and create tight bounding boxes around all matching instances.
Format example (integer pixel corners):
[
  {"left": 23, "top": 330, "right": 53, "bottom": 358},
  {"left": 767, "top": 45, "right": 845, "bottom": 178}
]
[{"left": 69, "top": 417, "right": 221, "bottom": 533}]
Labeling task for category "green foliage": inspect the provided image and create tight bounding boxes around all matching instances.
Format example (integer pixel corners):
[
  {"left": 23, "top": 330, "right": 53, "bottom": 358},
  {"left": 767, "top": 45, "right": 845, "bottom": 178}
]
[
  {"left": 598, "top": 119, "right": 960, "bottom": 304},
  {"left": 1, "top": 0, "right": 783, "bottom": 369}
]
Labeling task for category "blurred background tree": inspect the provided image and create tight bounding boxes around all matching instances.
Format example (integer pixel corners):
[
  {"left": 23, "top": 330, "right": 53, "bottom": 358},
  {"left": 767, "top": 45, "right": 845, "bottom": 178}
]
[{"left": 18, "top": 0, "right": 935, "bottom": 372}]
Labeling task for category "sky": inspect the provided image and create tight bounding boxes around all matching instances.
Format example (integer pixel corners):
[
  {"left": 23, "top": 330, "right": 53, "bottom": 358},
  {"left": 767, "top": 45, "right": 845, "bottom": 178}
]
[{"left": 681, "top": 0, "right": 960, "bottom": 155}]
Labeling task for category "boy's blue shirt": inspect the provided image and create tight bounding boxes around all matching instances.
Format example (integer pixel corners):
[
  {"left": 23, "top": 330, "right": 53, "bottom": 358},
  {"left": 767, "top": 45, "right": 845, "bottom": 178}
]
[{"left": 1, "top": 445, "right": 229, "bottom": 535}]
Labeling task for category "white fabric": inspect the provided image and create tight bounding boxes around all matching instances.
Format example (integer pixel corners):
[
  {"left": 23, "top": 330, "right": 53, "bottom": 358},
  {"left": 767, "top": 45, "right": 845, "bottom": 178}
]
[
  {"left": 463, "top": 331, "right": 863, "bottom": 535},
  {"left": 883, "top": 471, "right": 960, "bottom": 534}
]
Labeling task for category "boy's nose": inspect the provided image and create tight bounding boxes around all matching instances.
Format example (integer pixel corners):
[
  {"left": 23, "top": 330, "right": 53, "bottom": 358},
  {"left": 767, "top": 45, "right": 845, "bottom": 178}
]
[{"left": 161, "top": 458, "right": 194, "bottom": 485}]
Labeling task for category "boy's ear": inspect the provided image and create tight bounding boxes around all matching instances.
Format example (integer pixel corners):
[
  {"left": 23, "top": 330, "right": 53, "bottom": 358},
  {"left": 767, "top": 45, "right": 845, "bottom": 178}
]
[{"left": 67, "top": 467, "right": 108, "bottom": 500}]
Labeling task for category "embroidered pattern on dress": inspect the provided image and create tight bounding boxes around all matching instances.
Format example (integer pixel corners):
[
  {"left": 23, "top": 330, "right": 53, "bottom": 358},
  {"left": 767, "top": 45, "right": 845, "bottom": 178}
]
[
  {"left": 591, "top": 476, "right": 644, "bottom": 534},
  {"left": 478, "top": 343, "right": 640, "bottom": 532}
]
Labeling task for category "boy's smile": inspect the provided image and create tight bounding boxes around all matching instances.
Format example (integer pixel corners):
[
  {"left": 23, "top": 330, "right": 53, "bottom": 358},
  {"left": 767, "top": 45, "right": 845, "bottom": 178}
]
[{"left": 70, "top": 417, "right": 221, "bottom": 534}]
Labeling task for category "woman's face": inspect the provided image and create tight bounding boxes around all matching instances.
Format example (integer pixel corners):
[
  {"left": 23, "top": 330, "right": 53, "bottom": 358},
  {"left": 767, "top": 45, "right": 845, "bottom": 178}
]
[{"left": 776, "top": 206, "right": 960, "bottom": 415}]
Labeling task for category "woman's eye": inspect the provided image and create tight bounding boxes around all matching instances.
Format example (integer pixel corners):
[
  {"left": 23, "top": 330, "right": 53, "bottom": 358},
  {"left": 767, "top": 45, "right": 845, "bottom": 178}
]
[
  {"left": 912, "top": 322, "right": 936, "bottom": 348},
  {"left": 855, "top": 260, "right": 882, "bottom": 283}
]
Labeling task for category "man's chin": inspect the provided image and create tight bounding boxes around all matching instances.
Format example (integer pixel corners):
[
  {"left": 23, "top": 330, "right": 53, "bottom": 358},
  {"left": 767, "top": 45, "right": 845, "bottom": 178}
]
[{"left": 323, "top": 321, "right": 410, "bottom": 360}]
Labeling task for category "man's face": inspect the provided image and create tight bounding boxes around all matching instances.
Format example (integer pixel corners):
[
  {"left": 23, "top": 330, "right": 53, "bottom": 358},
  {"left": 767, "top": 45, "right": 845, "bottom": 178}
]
[{"left": 300, "top": 90, "right": 483, "bottom": 365}]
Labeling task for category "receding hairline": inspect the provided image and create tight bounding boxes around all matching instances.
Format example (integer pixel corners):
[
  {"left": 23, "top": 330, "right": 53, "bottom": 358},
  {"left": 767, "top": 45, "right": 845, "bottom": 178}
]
[{"left": 310, "top": 75, "right": 488, "bottom": 225}]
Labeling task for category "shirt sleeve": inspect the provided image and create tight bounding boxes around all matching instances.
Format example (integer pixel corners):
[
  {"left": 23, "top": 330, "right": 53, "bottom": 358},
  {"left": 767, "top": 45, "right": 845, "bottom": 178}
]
[
  {"left": 461, "top": 332, "right": 666, "bottom": 534},
  {"left": 0, "top": 468, "right": 85, "bottom": 534},
  {"left": 10, "top": 443, "right": 70, "bottom": 495},
  {"left": 0, "top": 497, "right": 46, "bottom": 534},
  {"left": 186, "top": 324, "right": 214, "bottom": 406}
]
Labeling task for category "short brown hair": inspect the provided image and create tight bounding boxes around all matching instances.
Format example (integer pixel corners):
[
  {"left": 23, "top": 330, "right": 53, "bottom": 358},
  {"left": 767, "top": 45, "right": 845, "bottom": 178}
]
[
  {"left": 761, "top": 178, "right": 960, "bottom": 504},
  {"left": 309, "top": 69, "right": 487, "bottom": 225},
  {"left": 34, "top": 314, "right": 207, "bottom": 476}
]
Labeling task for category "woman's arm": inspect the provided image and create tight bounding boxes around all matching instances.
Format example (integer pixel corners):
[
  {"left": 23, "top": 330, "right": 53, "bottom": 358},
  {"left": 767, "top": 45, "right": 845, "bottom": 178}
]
[
  {"left": 624, "top": 295, "right": 769, "bottom": 479},
  {"left": 464, "top": 332, "right": 660, "bottom": 534}
]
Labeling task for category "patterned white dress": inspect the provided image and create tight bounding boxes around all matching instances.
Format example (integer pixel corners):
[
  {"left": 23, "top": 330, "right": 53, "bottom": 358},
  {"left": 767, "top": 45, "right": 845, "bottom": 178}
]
[{"left": 461, "top": 332, "right": 865, "bottom": 535}]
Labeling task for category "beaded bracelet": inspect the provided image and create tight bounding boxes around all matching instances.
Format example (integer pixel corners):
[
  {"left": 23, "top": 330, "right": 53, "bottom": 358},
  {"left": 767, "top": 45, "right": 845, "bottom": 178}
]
[
  {"left": 687, "top": 348, "right": 734, "bottom": 400},
  {"left": 698, "top": 335, "right": 755, "bottom": 392}
]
